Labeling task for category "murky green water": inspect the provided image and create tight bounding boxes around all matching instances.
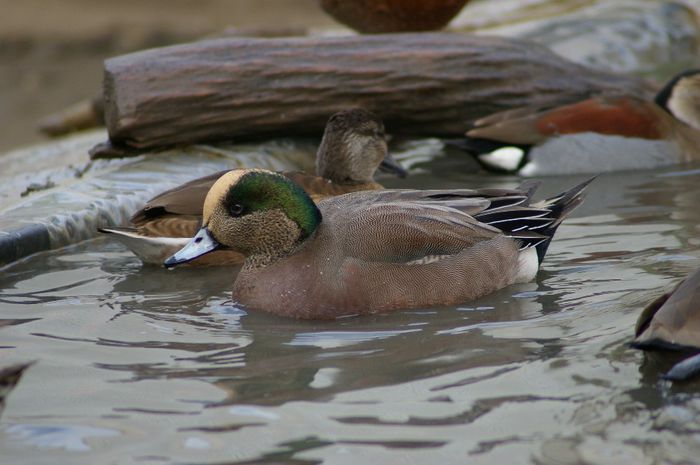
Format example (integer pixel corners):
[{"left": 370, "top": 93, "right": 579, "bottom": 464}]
[{"left": 2, "top": 152, "right": 700, "bottom": 464}]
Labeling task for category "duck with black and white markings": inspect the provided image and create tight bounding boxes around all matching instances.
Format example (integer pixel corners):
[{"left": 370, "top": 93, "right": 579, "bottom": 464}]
[
  {"left": 451, "top": 70, "right": 700, "bottom": 176},
  {"left": 164, "top": 169, "right": 593, "bottom": 319}
]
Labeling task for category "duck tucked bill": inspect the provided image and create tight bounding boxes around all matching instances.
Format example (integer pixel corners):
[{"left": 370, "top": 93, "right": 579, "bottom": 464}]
[
  {"left": 449, "top": 69, "right": 700, "bottom": 176},
  {"left": 99, "top": 109, "right": 406, "bottom": 265},
  {"left": 633, "top": 266, "right": 700, "bottom": 381},
  {"left": 164, "top": 169, "right": 593, "bottom": 319}
]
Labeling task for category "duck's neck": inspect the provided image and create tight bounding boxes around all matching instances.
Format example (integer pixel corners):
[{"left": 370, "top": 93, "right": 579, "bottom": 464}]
[
  {"left": 316, "top": 138, "right": 374, "bottom": 186},
  {"left": 240, "top": 209, "right": 318, "bottom": 271},
  {"left": 243, "top": 252, "right": 286, "bottom": 270},
  {"left": 242, "top": 233, "right": 312, "bottom": 271}
]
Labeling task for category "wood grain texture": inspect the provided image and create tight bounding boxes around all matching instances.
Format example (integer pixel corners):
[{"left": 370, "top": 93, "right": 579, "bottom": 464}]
[{"left": 102, "top": 33, "right": 654, "bottom": 151}]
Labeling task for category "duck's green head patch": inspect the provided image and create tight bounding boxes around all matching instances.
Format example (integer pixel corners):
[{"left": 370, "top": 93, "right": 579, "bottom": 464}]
[{"left": 204, "top": 169, "right": 322, "bottom": 240}]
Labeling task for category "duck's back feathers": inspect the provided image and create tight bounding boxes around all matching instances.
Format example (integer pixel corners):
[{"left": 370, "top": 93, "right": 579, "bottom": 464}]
[
  {"left": 633, "top": 266, "right": 700, "bottom": 381},
  {"left": 129, "top": 169, "right": 384, "bottom": 238},
  {"left": 320, "top": 196, "right": 502, "bottom": 264},
  {"left": 467, "top": 98, "right": 663, "bottom": 145},
  {"left": 461, "top": 97, "right": 687, "bottom": 175},
  {"left": 634, "top": 267, "right": 700, "bottom": 350},
  {"left": 132, "top": 170, "right": 228, "bottom": 225},
  {"left": 283, "top": 171, "right": 382, "bottom": 201}
]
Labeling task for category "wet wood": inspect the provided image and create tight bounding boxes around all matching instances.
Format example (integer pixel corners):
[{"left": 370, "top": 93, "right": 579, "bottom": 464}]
[{"left": 100, "top": 33, "right": 654, "bottom": 154}]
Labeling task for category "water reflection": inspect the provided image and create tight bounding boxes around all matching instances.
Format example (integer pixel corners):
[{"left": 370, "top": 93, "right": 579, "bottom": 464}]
[{"left": 1, "top": 161, "right": 700, "bottom": 463}]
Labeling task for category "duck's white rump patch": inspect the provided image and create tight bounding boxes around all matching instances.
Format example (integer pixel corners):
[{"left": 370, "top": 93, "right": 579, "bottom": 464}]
[{"left": 515, "top": 247, "right": 539, "bottom": 283}]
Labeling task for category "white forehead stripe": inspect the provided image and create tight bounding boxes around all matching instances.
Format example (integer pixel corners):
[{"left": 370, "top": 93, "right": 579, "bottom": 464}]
[{"left": 202, "top": 169, "right": 268, "bottom": 223}]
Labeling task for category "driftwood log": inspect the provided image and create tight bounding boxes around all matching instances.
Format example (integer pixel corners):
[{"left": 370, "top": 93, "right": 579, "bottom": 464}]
[{"left": 97, "top": 33, "right": 654, "bottom": 157}]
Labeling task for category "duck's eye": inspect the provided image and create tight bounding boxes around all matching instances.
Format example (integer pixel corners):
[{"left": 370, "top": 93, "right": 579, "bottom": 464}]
[{"left": 229, "top": 203, "right": 245, "bottom": 217}]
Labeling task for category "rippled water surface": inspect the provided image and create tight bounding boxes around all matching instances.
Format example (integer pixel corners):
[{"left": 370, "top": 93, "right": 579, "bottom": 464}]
[{"left": 2, "top": 156, "right": 700, "bottom": 464}]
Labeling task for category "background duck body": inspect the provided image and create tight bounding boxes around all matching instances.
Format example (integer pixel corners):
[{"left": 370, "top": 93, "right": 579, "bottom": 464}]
[
  {"left": 100, "top": 109, "right": 403, "bottom": 265},
  {"left": 457, "top": 70, "right": 700, "bottom": 176},
  {"left": 166, "top": 170, "right": 592, "bottom": 319},
  {"left": 129, "top": 169, "right": 384, "bottom": 240},
  {"left": 634, "top": 267, "right": 700, "bottom": 381}
]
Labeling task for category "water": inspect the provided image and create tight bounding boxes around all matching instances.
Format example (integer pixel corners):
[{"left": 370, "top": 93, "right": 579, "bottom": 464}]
[{"left": 2, "top": 154, "right": 700, "bottom": 464}]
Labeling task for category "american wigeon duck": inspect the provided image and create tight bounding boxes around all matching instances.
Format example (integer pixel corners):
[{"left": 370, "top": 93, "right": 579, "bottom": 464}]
[
  {"left": 633, "top": 266, "right": 700, "bottom": 381},
  {"left": 451, "top": 69, "right": 700, "bottom": 176},
  {"left": 100, "top": 109, "right": 406, "bottom": 265},
  {"left": 164, "top": 169, "right": 592, "bottom": 319},
  {"left": 0, "top": 362, "right": 32, "bottom": 417}
]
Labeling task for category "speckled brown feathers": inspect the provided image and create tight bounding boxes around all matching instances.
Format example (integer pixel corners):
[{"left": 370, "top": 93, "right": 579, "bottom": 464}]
[
  {"left": 170, "top": 171, "right": 591, "bottom": 318},
  {"left": 232, "top": 193, "right": 522, "bottom": 318},
  {"left": 102, "top": 109, "right": 399, "bottom": 265}
]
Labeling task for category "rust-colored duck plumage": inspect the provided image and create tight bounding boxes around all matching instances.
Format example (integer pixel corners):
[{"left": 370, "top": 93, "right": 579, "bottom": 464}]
[{"left": 452, "top": 69, "right": 700, "bottom": 175}]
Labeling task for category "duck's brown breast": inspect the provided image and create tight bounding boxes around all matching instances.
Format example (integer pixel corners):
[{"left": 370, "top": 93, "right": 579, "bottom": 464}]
[{"left": 232, "top": 234, "right": 521, "bottom": 319}]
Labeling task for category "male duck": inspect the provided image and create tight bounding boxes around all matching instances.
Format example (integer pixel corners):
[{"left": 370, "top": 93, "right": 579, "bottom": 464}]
[
  {"left": 100, "top": 109, "right": 406, "bottom": 265},
  {"left": 633, "top": 266, "right": 700, "bottom": 381},
  {"left": 165, "top": 169, "right": 592, "bottom": 319},
  {"left": 451, "top": 69, "right": 700, "bottom": 175}
]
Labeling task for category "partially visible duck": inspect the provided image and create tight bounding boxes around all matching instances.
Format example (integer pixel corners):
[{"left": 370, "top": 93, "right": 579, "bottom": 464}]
[
  {"left": 320, "top": 0, "right": 469, "bottom": 33},
  {"left": 100, "top": 109, "right": 406, "bottom": 265},
  {"left": 451, "top": 69, "right": 700, "bottom": 176},
  {"left": 0, "top": 362, "right": 32, "bottom": 417},
  {"left": 633, "top": 266, "right": 700, "bottom": 381},
  {"left": 164, "top": 169, "right": 592, "bottom": 319}
]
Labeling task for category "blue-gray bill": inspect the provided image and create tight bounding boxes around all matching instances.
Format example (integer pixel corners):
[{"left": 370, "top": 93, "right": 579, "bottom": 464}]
[
  {"left": 379, "top": 153, "right": 408, "bottom": 178},
  {"left": 164, "top": 227, "right": 220, "bottom": 267}
]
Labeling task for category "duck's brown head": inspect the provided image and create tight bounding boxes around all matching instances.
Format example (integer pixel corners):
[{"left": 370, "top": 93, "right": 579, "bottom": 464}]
[
  {"left": 655, "top": 69, "right": 700, "bottom": 130},
  {"left": 316, "top": 108, "right": 406, "bottom": 184},
  {"left": 164, "top": 169, "right": 321, "bottom": 267}
]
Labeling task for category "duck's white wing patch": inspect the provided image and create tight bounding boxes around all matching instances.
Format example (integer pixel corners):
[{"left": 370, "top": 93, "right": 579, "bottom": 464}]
[{"left": 478, "top": 147, "right": 525, "bottom": 172}]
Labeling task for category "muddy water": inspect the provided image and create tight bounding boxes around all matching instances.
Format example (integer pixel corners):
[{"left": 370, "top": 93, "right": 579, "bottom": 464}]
[{"left": 2, "top": 155, "right": 700, "bottom": 464}]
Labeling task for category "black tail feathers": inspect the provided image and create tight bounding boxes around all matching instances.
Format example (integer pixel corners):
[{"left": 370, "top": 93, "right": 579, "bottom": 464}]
[
  {"left": 475, "top": 177, "right": 595, "bottom": 265},
  {"left": 531, "top": 176, "right": 596, "bottom": 263}
]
